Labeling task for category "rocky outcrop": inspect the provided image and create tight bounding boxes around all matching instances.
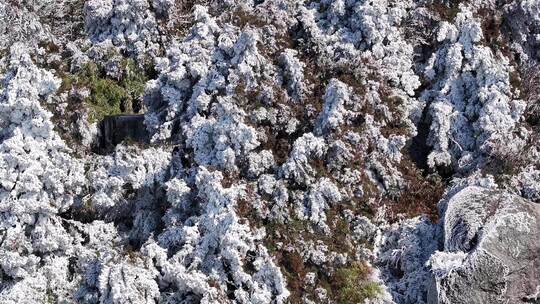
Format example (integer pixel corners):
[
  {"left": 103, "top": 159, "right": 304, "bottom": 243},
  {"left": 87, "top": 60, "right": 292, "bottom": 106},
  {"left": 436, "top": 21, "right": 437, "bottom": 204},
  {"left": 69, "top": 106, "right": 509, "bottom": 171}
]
[
  {"left": 95, "top": 114, "right": 149, "bottom": 154},
  {"left": 429, "top": 186, "right": 540, "bottom": 304}
]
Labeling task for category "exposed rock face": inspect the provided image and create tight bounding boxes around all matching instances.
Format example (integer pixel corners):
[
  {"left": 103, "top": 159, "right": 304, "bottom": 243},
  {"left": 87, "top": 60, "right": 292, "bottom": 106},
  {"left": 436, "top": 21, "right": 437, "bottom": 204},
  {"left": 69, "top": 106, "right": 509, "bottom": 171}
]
[
  {"left": 95, "top": 115, "right": 149, "bottom": 153},
  {"left": 429, "top": 186, "right": 540, "bottom": 304}
]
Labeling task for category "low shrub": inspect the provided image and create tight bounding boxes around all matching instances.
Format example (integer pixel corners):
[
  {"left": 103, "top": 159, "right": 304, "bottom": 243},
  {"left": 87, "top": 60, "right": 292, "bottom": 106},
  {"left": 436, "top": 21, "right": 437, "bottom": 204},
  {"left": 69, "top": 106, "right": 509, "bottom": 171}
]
[
  {"left": 64, "top": 60, "right": 148, "bottom": 123},
  {"left": 332, "top": 262, "right": 383, "bottom": 304}
]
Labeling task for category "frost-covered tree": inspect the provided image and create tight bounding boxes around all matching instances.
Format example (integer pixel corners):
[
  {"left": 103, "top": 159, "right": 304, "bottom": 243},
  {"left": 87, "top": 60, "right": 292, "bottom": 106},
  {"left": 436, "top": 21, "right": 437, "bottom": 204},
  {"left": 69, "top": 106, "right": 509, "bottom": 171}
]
[
  {"left": 143, "top": 167, "right": 290, "bottom": 303},
  {"left": 0, "top": 44, "right": 85, "bottom": 225},
  {"left": 298, "top": 0, "right": 422, "bottom": 122},
  {"left": 0, "top": 44, "right": 85, "bottom": 302},
  {"left": 89, "top": 145, "right": 171, "bottom": 212},
  {"left": 422, "top": 6, "right": 526, "bottom": 170},
  {"left": 84, "top": 0, "right": 162, "bottom": 59},
  {"left": 144, "top": 6, "right": 275, "bottom": 143}
]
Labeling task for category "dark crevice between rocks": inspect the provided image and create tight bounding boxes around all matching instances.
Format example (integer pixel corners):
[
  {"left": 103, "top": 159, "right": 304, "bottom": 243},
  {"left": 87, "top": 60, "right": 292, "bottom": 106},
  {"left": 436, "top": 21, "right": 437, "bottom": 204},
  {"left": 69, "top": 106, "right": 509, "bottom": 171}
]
[
  {"left": 408, "top": 106, "right": 431, "bottom": 172},
  {"left": 408, "top": 103, "right": 455, "bottom": 179},
  {"left": 93, "top": 114, "right": 150, "bottom": 155}
]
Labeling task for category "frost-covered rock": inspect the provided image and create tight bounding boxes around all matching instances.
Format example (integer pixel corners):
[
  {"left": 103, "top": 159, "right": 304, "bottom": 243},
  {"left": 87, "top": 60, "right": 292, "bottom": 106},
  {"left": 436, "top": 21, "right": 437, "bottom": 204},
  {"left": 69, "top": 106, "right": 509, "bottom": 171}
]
[{"left": 429, "top": 186, "right": 540, "bottom": 304}]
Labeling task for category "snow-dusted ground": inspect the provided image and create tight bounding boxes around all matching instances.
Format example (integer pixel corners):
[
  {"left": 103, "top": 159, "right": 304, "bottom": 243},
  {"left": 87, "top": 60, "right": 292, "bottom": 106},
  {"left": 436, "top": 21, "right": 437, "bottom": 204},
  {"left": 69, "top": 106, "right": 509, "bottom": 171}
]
[{"left": 1, "top": 0, "right": 539, "bottom": 303}]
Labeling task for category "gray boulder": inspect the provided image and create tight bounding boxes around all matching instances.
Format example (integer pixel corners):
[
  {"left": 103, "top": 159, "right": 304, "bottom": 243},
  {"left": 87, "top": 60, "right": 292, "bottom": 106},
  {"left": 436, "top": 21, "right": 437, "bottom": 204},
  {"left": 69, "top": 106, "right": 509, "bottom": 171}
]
[{"left": 428, "top": 186, "right": 540, "bottom": 304}]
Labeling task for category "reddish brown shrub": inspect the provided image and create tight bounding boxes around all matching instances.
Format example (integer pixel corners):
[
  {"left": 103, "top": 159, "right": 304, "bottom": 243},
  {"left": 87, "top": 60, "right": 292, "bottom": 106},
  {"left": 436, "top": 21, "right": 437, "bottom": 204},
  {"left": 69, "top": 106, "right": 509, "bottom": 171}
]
[{"left": 384, "top": 159, "right": 446, "bottom": 223}]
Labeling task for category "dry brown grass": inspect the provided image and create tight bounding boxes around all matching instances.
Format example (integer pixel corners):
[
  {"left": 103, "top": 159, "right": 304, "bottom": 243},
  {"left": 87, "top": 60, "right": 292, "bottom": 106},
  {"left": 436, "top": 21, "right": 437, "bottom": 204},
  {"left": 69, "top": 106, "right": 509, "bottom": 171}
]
[
  {"left": 383, "top": 158, "right": 446, "bottom": 223},
  {"left": 476, "top": 7, "right": 515, "bottom": 60},
  {"left": 427, "top": 1, "right": 464, "bottom": 22},
  {"left": 155, "top": 0, "right": 220, "bottom": 37},
  {"left": 235, "top": 195, "right": 366, "bottom": 303},
  {"left": 229, "top": 7, "right": 269, "bottom": 29}
]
